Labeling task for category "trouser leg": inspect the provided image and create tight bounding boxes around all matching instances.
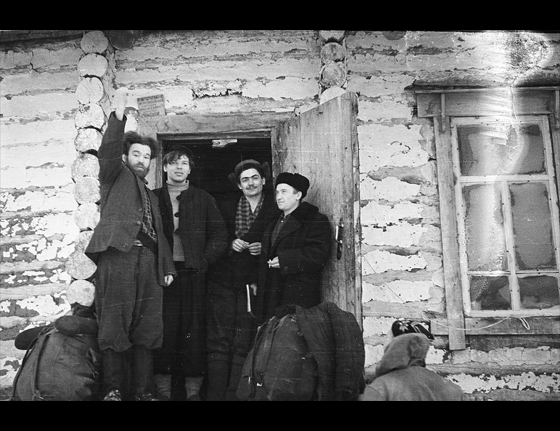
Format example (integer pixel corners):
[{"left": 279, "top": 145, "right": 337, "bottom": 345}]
[
  {"left": 205, "top": 359, "right": 230, "bottom": 401},
  {"left": 131, "top": 345, "right": 154, "bottom": 397},
  {"left": 102, "top": 348, "right": 125, "bottom": 394}
]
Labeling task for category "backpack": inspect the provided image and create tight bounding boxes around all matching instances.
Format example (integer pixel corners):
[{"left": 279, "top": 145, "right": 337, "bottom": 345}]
[
  {"left": 236, "top": 313, "right": 317, "bottom": 401},
  {"left": 11, "top": 325, "right": 102, "bottom": 401}
]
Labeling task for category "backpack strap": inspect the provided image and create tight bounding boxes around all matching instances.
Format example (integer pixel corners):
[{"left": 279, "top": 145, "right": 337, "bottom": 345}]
[{"left": 11, "top": 326, "right": 53, "bottom": 401}]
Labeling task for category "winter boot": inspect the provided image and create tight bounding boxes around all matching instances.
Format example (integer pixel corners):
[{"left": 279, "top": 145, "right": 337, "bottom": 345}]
[{"left": 153, "top": 374, "right": 172, "bottom": 401}]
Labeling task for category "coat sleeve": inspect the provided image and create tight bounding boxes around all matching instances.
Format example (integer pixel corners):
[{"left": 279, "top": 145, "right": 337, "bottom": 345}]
[
  {"left": 98, "top": 112, "right": 127, "bottom": 185},
  {"left": 202, "top": 196, "right": 229, "bottom": 267},
  {"left": 276, "top": 213, "right": 332, "bottom": 275}
]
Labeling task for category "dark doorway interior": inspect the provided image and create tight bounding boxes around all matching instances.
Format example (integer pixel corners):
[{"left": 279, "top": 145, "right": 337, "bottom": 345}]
[{"left": 161, "top": 138, "right": 273, "bottom": 205}]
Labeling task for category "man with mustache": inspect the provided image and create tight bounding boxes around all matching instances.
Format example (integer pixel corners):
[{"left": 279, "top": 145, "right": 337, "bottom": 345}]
[
  {"left": 85, "top": 88, "right": 176, "bottom": 401},
  {"left": 205, "top": 160, "right": 280, "bottom": 401},
  {"left": 151, "top": 146, "right": 228, "bottom": 401}
]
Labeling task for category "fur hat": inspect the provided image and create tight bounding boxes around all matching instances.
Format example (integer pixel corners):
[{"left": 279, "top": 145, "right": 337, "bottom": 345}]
[
  {"left": 228, "top": 159, "right": 270, "bottom": 185},
  {"left": 275, "top": 172, "right": 310, "bottom": 199}
]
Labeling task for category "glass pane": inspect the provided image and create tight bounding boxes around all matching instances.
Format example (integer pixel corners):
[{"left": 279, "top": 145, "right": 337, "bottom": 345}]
[
  {"left": 463, "top": 184, "right": 507, "bottom": 271},
  {"left": 470, "top": 275, "right": 511, "bottom": 310},
  {"left": 519, "top": 275, "right": 560, "bottom": 309},
  {"left": 510, "top": 182, "right": 556, "bottom": 270},
  {"left": 457, "top": 123, "right": 545, "bottom": 176}
]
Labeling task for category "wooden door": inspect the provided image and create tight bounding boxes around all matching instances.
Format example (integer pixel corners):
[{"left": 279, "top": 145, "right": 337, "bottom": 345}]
[{"left": 272, "top": 92, "right": 362, "bottom": 323}]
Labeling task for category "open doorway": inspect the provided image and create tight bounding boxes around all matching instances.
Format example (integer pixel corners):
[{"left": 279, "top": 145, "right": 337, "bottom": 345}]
[{"left": 158, "top": 137, "right": 273, "bottom": 205}]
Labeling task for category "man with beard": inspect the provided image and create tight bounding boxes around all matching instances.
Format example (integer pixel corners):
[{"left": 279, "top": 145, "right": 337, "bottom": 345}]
[{"left": 85, "top": 88, "right": 176, "bottom": 401}]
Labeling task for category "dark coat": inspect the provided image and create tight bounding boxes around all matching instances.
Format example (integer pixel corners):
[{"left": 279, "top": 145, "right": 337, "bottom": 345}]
[
  {"left": 85, "top": 112, "right": 175, "bottom": 285},
  {"left": 209, "top": 191, "right": 281, "bottom": 289},
  {"left": 360, "top": 333, "right": 464, "bottom": 401},
  {"left": 153, "top": 183, "right": 228, "bottom": 272},
  {"left": 255, "top": 201, "right": 332, "bottom": 322},
  {"left": 295, "top": 302, "right": 365, "bottom": 401}
]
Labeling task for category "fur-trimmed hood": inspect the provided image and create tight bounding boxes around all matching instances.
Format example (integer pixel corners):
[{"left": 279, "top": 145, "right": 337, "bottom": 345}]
[{"left": 374, "top": 333, "right": 430, "bottom": 378}]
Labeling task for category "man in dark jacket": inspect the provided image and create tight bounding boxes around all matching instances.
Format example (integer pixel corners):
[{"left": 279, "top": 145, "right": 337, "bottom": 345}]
[
  {"left": 152, "top": 146, "right": 228, "bottom": 401},
  {"left": 254, "top": 172, "right": 332, "bottom": 323},
  {"left": 85, "top": 88, "right": 176, "bottom": 401},
  {"left": 205, "top": 160, "right": 280, "bottom": 401}
]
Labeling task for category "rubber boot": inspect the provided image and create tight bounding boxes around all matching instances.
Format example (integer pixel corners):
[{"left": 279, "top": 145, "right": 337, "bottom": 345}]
[
  {"left": 225, "top": 359, "right": 244, "bottom": 401},
  {"left": 153, "top": 374, "right": 172, "bottom": 401},
  {"left": 205, "top": 360, "right": 230, "bottom": 401},
  {"left": 102, "top": 348, "right": 125, "bottom": 400},
  {"left": 131, "top": 345, "right": 158, "bottom": 401}
]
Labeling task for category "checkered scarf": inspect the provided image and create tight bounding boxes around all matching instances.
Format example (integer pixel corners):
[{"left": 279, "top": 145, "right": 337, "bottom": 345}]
[{"left": 235, "top": 194, "right": 264, "bottom": 239}]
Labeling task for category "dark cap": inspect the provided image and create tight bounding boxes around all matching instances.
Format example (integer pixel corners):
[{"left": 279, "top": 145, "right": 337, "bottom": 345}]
[
  {"left": 228, "top": 159, "right": 270, "bottom": 185},
  {"left": 391, "top": 319, "right": 434, "bottom": 340},
  {"left": 275, "top": 172, "right": 310, "bottom": 199}
]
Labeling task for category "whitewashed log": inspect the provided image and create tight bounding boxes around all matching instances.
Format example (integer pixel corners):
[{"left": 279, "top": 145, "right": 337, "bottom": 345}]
[
  {"left": 320, "top": 62, "right": 347, "bottom": 88},
  {"left": 75, "top": 103, "right": 106, "bottom": 130},
  {"left": 74, "top": 127, "right": 103, "bottom": 152},
  {"left": 319, "top": 30, "right": 345, "bottom": 44},
  {"left": 74, "top": 203, "right": 100, "bottom": 231},
  {"left": 321, "top": 42, "right": 346, "bottom": 64},
  {"left": 66, "top": 279, "right": 95, "bottom": 306},
  {"left": 76, "top": 77, "right": 105, "bottom": 105},
  {"left": 78, "top": 53, "right": 109, "bottom": 78},
  {"left": 382, "top": 31, "right": 407, "bottom": 40},
  {"left": 66, "top": 250, "right": 97, "bottom": 280},
  {"left": 74, "top": 229, "right": 94, "bottom": 252},
  {"left": 71, "top": 152, "right": 99, "bottom": 180},
  {"left": 73, "top": 177, "right": 100, "bottom": 204},
  {"left": 81, "top": 30, "right": 110, "bottom": 54},
  {"left": 0, "top": 283, "right": 67, "bottom": 300}
]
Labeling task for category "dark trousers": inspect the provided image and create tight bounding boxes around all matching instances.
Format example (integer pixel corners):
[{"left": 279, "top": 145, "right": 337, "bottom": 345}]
[
  {"left": 95, "top": 246, "right": 163, "bottom": 352},
  {"left": 102, "top": 346, "right": 154, "bottom": 398},
  {"left": 154, "top": 263, "right": 207, "bottom": 377},
  {"left": 206, "top": 275, "right": 257, "bottom": 400}
]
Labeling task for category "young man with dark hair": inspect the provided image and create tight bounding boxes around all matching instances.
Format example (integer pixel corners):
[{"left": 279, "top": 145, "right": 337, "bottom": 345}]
[
  {"left": 205, "top": 160, "right": 280, "bottom": 401},
  {"left": 85, "top": 88, "right": 176, "bottom": 401},
  {"left": 152, "top": 146, "right": 228, "bottom": 401}
]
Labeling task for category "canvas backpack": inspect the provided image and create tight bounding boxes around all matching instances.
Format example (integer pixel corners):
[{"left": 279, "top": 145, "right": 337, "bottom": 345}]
[
  {"left": 11, "top": 325, "right": 102, "bottom": 401},
  {"left": 236, "top": 313, "right": 318, "bottom": 401}
]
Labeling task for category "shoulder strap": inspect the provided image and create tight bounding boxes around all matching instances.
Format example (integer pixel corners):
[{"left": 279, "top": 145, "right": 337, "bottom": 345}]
[{"left": 11, "top": 326, "right": 53, "bottom": 401}]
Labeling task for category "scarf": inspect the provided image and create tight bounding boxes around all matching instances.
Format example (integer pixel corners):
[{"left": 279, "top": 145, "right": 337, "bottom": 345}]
[{"left": 235, "top": 194, "right": 264, "bottom": 239}]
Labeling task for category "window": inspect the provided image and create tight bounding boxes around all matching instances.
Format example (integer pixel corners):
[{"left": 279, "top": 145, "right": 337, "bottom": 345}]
[
  {"left": 416, "top": 88, "right": 560, "bottom": 349},
  {"left": 453, "top": 117, "right": 560, "bottom": 316}
]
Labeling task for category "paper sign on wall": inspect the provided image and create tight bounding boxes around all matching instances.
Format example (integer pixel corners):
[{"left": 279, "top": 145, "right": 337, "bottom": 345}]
[{"left": 137, "top": 94, "right": 166, "bottom": 117}]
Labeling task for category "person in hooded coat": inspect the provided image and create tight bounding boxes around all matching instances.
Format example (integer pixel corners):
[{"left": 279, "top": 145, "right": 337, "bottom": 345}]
[
  {"left": 360, "top": 320, "right": 464, "bottom": 401},
  {"left": 254, "top": 172, "right": 332, "bottom": 323}
]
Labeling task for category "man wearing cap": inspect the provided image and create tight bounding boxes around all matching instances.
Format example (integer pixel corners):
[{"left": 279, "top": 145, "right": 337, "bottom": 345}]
[
  {"left": 205, "top": 159, "right": 280, "bottom": 401},
  {"left": 151, "top": 147, "right": 228, "bottom": 401},
  {"left": 85, "top": 88, "right": 176, "bottom": 401},
  {"left": 254, "top": 172, "right": 332, "bottom": 323},
  {"left": 359, "top": 320, "right": 464, "bottom": 401}
]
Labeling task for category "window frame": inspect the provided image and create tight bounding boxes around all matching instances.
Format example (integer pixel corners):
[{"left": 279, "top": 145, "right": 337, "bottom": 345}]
[{"left": 416, "top": 87, "right": 560, "bottom": 350}]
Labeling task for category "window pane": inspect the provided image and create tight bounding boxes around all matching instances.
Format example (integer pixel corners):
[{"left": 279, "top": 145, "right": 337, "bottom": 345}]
[
  {"left": 470, "top": 275, "right": 511, "bottom": 310},
  {"left": 519, "top": 275, "right": 560, "bottom": 309},
  {"left": 457, "top": 124, "right": 545, "bottom": 176},
  {"left": 510, "top": 182, "right": 556, "bottom": 270},
  {"left": 463, "top": 184, "right": 507, "bottom": 271}
]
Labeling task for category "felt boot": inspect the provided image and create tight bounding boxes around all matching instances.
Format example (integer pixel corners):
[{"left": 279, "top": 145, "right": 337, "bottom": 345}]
[
  {"left": 185, "top": 376, "right": 204, "bottom": 401},
  {"left": 153, "top": 374, "right": 172, "bottom": 401},
  {"left": 205, "top": 360, "right": 230, "bottom": 401}
]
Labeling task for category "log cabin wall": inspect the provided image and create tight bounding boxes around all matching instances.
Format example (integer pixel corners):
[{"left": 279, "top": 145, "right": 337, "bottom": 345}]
[{"left": 1, "top": 30, "right": 559, "bottom": 400}]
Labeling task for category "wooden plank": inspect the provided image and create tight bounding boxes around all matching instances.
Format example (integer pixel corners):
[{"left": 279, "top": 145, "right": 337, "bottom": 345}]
[
  {"left": 145, "top": 111, "right": 294, "bottom": 137},
  {"left": 277, "top": 92, "right": 361, "bottom": 319},
  {"left": 433, "top": 117, "right": 467, "bottom": 350},
  {"left": 468, "top": 334, "right": 560, "bottom": 350},
  {"left": 417, "top": 90, "right": 555, "bottom": 118},
  {"left": 465, "top": 316, "right": 560, "bottom": 334}
]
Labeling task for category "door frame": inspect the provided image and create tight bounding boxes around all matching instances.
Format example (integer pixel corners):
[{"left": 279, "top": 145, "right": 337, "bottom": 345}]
[{"left": 142, "top": 105, "right": 362, "bottom": 324}]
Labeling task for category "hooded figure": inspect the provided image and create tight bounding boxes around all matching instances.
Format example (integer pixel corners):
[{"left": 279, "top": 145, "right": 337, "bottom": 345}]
[{"left": 360, "top": 331, "right": 463, "bottom": 401}]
